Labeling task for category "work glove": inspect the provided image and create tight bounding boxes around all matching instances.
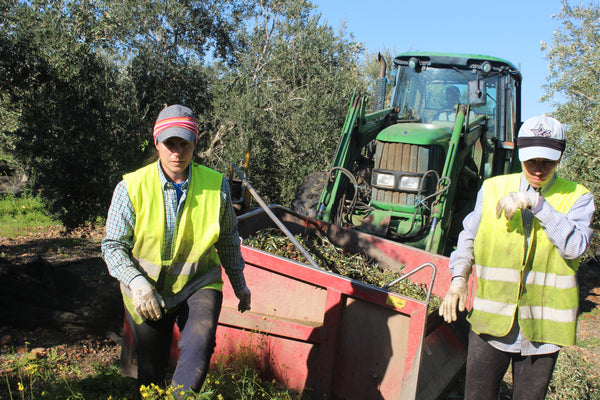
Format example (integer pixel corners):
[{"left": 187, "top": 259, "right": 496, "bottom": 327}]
[
  {"left": 235, "top": 286, "right": 251, "bottom": 313},
  {"left": 496, "top": 191, "right": 540, "bottom": 220},
  {"left": 439, "top": 277, "right": 467, "bottom": 323},
  {"left": 129, "top": 276, "right": 164, "bottom": 321}
]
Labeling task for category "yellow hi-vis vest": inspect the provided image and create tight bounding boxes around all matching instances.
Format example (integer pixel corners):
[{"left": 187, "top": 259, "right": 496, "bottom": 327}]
[
  {"left": 471, "top": 173, "right": 589, "bottom": 346},
  {"left": 122, "top": 162, "right": 224, "bottom": 324}
]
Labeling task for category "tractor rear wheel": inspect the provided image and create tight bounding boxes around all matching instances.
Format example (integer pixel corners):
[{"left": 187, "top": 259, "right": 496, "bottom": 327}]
[{"left": 291, "top": 171, "right": 328, "bottom": 218}]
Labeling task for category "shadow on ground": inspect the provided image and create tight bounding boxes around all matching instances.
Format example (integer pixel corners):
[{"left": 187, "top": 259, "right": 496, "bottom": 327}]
[{"left": 0, "top": 256, "right": 123, "bottom": 336}]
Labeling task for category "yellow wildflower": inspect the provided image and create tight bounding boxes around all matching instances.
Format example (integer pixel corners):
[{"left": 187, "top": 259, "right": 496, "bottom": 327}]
[{"left": 25, "top": 364, "right": 38, "bottom": 374}]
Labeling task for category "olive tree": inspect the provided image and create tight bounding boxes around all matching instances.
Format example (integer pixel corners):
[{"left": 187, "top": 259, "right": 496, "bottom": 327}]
[
  {"left": 541, "top": 0, "right": 600, "bottom": 254},
  {"left": 0, "top": 0, "right": 245, "bottom": 228},
  {"left": 203, "top": 0, "right": 368, "bottom": 205}
]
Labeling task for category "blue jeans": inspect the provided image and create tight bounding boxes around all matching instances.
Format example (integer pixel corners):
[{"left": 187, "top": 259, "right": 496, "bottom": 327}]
[{"left": 125, "top": 288, "right": 223, "bottom": 393}]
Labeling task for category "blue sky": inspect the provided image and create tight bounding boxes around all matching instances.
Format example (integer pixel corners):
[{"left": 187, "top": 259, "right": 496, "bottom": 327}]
[{"left": 311, "top": 0, "right": 564, "bottom": 119}]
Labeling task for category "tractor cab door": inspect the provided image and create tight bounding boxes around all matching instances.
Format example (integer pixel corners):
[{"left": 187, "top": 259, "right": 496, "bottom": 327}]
[{"left": 469, "top": 72, "right": 521, "bottom": 181}]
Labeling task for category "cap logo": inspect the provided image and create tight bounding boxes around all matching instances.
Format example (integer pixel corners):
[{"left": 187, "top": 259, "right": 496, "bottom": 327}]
[{"left": 530, "top": 124, "right": 552, "bottom": 137}]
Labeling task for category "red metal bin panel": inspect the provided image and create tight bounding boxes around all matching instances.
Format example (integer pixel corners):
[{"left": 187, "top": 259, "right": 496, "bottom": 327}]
[{"left": 213, "top": 243, "right": 430, "bottom": 399}]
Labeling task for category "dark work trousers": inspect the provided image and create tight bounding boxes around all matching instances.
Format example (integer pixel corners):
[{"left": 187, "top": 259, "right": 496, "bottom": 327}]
[
  {"left": 125, "top": 288, "right": 223, "bottom": 393},
  {"left": 464, "top": 329, "right": 559, "bottom": 400}
]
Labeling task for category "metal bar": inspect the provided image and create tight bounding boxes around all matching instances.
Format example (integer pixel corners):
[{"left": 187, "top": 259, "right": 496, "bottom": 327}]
[
  {"left": 230, "top": 163, "right": 323, "bottom": 271},
  {"left": 382, "top": 262, "right": 437, "bottom": 304}
]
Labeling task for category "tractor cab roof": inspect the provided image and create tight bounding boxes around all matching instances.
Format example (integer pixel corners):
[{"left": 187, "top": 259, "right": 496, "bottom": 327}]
[{"left": 393, "top": 51, "right": 522, "bottom": 82}]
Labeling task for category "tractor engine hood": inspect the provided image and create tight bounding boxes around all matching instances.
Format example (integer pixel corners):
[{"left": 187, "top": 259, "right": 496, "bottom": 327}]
[{"left": 376, "top": 122, "right": 452, "bottom": 147}]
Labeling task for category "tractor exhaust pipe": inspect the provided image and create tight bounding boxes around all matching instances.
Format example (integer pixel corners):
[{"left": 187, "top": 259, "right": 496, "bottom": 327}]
[{"left": 373, "top": 52, "right": 387, "bottom": 112}]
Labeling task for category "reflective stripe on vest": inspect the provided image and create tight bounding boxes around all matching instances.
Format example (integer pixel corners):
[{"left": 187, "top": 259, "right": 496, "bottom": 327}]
[
  {"left": 471, "top": 173, "right": 589, "bottom": 346},
  {"left": 122, "top": 162, "right": 224, "bottom": 324}
]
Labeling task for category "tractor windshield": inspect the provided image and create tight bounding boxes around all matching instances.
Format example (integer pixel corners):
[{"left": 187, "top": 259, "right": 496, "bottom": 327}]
[{"left": 391, "top": 65, "right": 511, "bottom": 140}]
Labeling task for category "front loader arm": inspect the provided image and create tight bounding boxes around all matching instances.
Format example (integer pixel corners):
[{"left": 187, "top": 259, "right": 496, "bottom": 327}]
[
  {"left": 426, "top": 105, "right": 486, "bottom": 253},
  {"left": 317, "top": 95, "right": 395, "bottom": 222}
]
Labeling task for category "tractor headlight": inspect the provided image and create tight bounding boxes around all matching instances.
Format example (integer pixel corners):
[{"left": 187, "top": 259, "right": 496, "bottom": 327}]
[
  {"left": 481, "top": 61, "right": 492, "bottom": 73},
  {"left": 374, "top": 172, "right": 395, "bottom": 188},
  {"left": 399, "top": 176, "right": 421, "bottom": 191},
  {"left": 372, "top": 169, "right": 424, "bottom": 192}
]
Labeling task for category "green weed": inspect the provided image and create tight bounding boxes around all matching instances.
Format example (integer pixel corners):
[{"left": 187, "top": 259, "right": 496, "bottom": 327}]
[
  {"left": 1, "top": 344, "right": 298, "bottom": 400},
  {"left": 203, "top": 353, "right": 297, "bottom": 400},
  {"left": 0, "top": 194, "right": 59, "bottom": 237}
]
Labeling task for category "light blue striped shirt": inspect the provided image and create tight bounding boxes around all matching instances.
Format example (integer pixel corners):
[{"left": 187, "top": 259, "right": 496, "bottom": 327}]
[{"left": 101, "top": 160, "right": 246, "bottom": 293}]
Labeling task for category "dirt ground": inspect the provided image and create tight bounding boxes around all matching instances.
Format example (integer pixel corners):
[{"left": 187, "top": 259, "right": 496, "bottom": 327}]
[
  {"left": 0, "top": 226, "right": 599, "bottom": 395},
  {"left": 0, "top": 226, "right": 124, "bottom": 383}
]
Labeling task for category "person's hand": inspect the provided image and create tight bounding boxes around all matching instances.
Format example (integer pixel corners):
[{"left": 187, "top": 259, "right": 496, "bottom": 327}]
[
  {"left": 130, "top": 276, "right": 164, "bottom": 321},
  {"left": 439, "top": 277, "right": 467, "bottom": 323},
  {"left": 496, "top": 191, "right": 539, "bottom": 220},
  {"left": 235, "top": 286, "right": 251, "bottom": 313}
]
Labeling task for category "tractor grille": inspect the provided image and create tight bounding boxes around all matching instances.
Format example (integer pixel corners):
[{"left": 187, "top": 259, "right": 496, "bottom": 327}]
[{"left": 372, "top": 141, "right": 440, "bottom": 206}]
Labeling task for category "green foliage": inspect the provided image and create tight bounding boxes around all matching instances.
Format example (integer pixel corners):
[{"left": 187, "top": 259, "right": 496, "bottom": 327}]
[
  {"left": 541, "top": 0, "right": 600, "bottom": 255},
  {"left": 1, "top": 346, "right": 135, "bottom": 399},
  {"left": 46, "top": 0, "right": 246, "bottom": 64},
  {"left": 243, "top": 228, "right": 442, "bottom": 311},
  {"left": 0, "top": 0, "right": 244, "bottom": 229},
  {"left": 204, "top": 350, "right": 297, "bottom": 400},
  {"left": 0, "top": 0, "right": 372, "bottom": 226},
  {"left": 1, "top": 2, "right": 138, "bottom": 228},
  {"left": 9, "top": 43, "right": 142, "bottom": 228},
  {"left": 203, "top": 0, "right": 367, "bottom": 205}
]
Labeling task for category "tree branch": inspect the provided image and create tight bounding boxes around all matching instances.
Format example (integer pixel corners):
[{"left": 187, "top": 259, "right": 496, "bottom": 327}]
[{"left": 196, "top": 124, "right": 233, "bottom": 160}]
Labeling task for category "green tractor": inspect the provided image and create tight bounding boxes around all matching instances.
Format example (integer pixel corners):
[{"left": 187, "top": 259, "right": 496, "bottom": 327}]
[{"left": 292, "top": 52, "right": 522, "bottom": 255}]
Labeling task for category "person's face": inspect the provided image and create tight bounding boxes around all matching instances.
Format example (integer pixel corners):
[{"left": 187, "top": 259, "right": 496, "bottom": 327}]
[
  {"left": 521, "top": 158, "right": 559, "bottom": 189},
  {"left": 155, "top": 137, "right": 196, "bottom": 183},
  {"left": 446, "top": 91, "right": 459, "bottom": 107}
]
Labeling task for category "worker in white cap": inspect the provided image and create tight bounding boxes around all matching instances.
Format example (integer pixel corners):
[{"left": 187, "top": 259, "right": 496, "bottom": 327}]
[
  {"left": 439, "top": 115, "right": 595, "bottom": 399},
  {"left": 102, "top": 104, "right": 251, "bottom": 396}
]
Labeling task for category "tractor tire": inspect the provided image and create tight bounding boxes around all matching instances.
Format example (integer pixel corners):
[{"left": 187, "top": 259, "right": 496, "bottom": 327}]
[{"left": 291, "top": 171, "right": 328, "bottom": 218}]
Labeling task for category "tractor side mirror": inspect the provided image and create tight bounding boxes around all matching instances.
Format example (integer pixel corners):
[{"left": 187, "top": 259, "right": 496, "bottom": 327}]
[{"left": 468, "top": 79, "right": 487, "bottom": 107}]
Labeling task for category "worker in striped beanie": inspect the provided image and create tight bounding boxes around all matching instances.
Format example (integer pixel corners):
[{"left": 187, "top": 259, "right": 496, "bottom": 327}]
[{"left": 102, "top": 104, "right": 251, "bottom": 396}]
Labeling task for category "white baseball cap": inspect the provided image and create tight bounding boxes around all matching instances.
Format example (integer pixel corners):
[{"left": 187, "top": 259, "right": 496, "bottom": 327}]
[{"left": 517, "top": 116, "right": 566, "bottom": 161}]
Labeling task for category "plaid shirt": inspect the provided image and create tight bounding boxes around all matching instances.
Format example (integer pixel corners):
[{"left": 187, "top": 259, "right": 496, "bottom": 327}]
[{"left": 101, "top": 161, "right": 246, "bottom": 293}]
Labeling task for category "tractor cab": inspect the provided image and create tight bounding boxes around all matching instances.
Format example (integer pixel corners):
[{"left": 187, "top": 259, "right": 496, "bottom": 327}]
[
  {"left": 391, "top": 54, "right": 518, "bottom": 147},
  {"left": 307, "top": 52, "right": 522, "bottom": 255}
]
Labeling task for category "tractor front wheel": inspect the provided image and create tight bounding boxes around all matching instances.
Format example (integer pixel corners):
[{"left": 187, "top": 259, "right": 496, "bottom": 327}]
[{"left": 291, "top": 171, "right": 328, "bottom": 218}]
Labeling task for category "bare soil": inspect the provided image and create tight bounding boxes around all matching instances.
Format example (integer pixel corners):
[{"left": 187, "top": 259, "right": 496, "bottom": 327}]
[
  {"left": 0, "top": 226, "right": 124, "bottom": 387},
  {"left": 0, "top": 226, "right": 599, "bottom": 396}
]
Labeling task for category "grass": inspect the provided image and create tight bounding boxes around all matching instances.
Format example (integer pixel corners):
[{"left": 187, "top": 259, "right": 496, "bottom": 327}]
[
  {"left": 4, "top": 336, "right": 598, "bottom": 400},
  {"left": 493, "top": 309, "right": 600, "bottom": 400},
  {"left": 577, "top": 308, "right": 600, "bottom": 349},
  {"left": 0, "top": 194, "right": 59, "bottom": 237},
  {"left": 1, "top": 343, "right": 297, "bottom": 400},
  {"left": 547, "top": 350, "right": 600, "bottom": 399}
]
